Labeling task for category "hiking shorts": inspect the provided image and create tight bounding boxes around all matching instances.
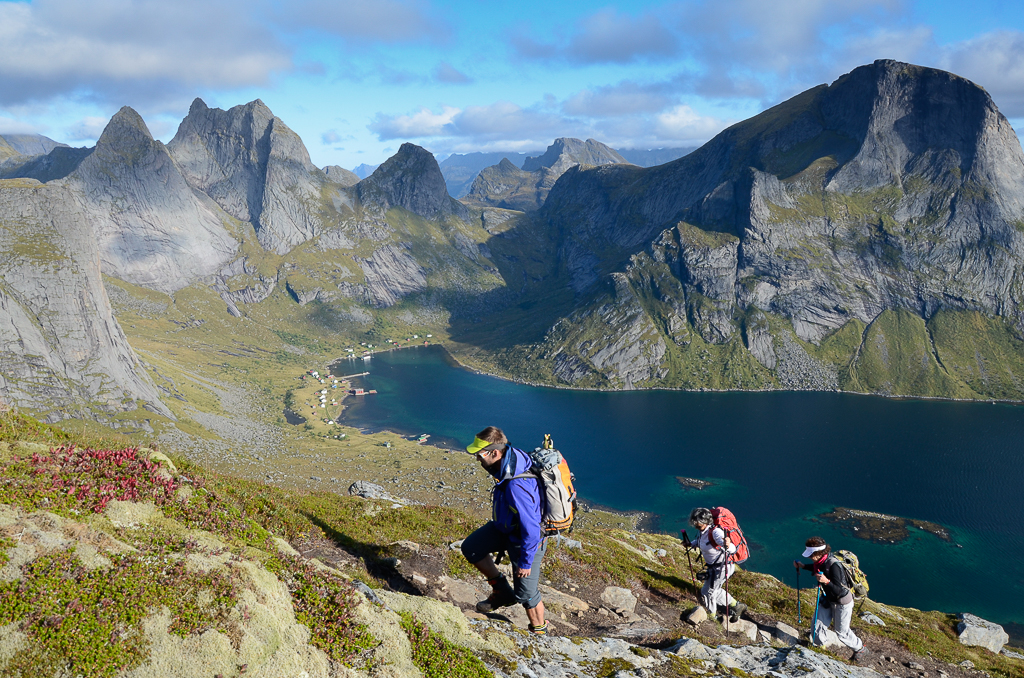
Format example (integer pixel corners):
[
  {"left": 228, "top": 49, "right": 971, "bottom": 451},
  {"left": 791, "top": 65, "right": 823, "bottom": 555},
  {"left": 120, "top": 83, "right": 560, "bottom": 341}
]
[{"left": 461, "top": 521, "right": 547, "bottom": 609}]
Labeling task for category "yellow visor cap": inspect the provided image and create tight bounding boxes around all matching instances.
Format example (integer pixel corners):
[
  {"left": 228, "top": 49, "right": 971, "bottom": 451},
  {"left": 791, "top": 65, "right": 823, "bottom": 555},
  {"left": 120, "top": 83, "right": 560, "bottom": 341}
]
[{"left": 466, "top": 436, "right": 491, "bottom": 454}]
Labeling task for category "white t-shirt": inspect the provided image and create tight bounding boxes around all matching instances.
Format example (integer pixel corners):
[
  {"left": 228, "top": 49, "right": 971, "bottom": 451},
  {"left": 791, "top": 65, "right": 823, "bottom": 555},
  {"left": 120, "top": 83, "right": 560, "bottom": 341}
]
[{"left": 698, "top": 525, "right": 737, "bottom": 566}]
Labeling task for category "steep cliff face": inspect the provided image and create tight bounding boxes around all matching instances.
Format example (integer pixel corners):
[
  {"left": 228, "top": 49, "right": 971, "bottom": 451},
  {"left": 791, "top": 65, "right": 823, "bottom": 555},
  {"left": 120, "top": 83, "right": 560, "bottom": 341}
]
[
  {"left": 485, "top": 60, "right": 1024, "bottom": 396},
  {"left": 356, "top": 143, "right": 468, "bottom": 220},
  {"left": 69, "top": 107, "right": 237, "bottom": 293},
  {"left": 168, "top": 98, "right": 328, "bottom": 254},
  {"left": 0, "top": 179, "right": 168, "bottom": 418}
]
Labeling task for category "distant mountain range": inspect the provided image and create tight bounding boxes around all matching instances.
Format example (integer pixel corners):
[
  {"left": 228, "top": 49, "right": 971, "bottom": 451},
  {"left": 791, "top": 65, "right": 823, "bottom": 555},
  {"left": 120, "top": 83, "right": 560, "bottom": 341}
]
[
  {"left": 4, "top": 59, "right": 1024, "bottom": 422},
  {"left": 438, "top": 144, "right": 695, "bottom": 199}
]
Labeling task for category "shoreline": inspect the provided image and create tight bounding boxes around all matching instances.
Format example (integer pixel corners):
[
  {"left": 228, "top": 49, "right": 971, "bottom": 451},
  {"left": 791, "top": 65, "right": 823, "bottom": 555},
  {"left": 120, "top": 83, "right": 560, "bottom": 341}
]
[
  {"left": 439, "top": 343, "right": 1024, "bottom": 406},
  {"left": 323, "top": 339, "right": 1024, "bottom": 406}
]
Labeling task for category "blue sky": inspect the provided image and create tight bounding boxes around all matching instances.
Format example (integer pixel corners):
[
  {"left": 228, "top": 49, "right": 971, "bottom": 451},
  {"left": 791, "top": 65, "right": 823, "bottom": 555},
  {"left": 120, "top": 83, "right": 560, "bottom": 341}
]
[{"left": 0, "top": 0, "right": 1022, "bottom": 170}]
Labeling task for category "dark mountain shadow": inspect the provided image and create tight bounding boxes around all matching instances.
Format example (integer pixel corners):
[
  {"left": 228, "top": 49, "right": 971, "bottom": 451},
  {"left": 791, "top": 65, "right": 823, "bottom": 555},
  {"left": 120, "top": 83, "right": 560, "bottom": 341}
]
[
  {"left": 302, "top": 511, "right": 424, "bottom": 595},
  {"left": 1, "top": 146, "right": 94, "bottom": 183}
]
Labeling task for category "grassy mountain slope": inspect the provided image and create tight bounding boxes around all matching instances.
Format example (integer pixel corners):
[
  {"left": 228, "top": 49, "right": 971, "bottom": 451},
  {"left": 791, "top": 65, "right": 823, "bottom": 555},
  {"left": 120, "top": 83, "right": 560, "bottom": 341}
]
[{"left": 0, "top": 411, "right": 1021, "bottom": 677}]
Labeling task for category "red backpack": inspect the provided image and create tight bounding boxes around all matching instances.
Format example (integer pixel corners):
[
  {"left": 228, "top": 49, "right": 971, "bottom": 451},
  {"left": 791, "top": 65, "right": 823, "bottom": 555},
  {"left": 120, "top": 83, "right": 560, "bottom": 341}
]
[{"left": 708, "top": 507, "right": 750, "bottom": 564}]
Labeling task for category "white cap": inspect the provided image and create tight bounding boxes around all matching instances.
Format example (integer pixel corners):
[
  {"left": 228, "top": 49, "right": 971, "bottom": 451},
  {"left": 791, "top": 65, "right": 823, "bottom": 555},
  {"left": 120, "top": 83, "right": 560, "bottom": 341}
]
[{"left": 802, "top": 544, "right": 827, "bottom": 558}]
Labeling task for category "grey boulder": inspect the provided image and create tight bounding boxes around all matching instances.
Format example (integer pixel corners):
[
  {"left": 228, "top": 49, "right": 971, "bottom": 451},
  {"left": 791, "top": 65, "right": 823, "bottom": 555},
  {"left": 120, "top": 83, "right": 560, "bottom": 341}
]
[{"left": 957, "top": 612, "right": 1009, "bottom": 653}]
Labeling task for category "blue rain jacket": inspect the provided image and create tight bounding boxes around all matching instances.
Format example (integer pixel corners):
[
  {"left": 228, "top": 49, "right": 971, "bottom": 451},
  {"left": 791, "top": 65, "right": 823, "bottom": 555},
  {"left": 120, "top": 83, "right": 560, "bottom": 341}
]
[{"left": 490, "top": 445, "right": 543, "bottom": 570}]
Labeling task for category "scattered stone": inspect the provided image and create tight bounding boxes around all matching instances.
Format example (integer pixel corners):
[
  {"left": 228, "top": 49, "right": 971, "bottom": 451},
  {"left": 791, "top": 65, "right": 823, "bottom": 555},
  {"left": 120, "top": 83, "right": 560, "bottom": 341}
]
[
  {"left": 147, "top": 450, "right": 178, "bottom": 475},
  {"left": 353, "top": 581, "right": 381, "bottom": 605},
  {"left": 685, "top": 606, "right": 708, "bottom": 625},
  {"left": 538, "top": 584, "right": 589, "bottom": 612},
  {"left": 861, "top": 612, "right": 887, "bottom": 626},
  {"left": 449, "top": 539, "right": 464, "bottom": 551},
  {"left": 389, "top": 540, "right": 421, "bottom": 555},
  {"left": 771, "top": 621, "right": 801, "bottom": 646},
  {"left": 957, "top": 613, "right": 1009, "bottom": 654},
  {"left": 908, "top": 661, "right": 925, "bottom": 670},
  {"left": 411, "top": 573, "right": 428, "bottom": 586},
  {"left": 725, "top": 618, "right": 758, "bottom": 641},
  {"left": 758, "top": 629, "right": 772, "bottom": 643},
  {"left": 655, "top": 549, "right": 667, "bottom": 557},
  {"left": 960, "top": 660, "right": 975, "bottom": 669},
  {"left": 348, "top": 480, "right": 410, "bottom": 505},
  {"left": 601, "top": 586, "right": 638, "bottom": 615},
  {"left": 668, "top": 638, "right": 712, "bottom": 660},
  {"left": 1002, "top": 648, "right": 1024, "bottom": 660}
]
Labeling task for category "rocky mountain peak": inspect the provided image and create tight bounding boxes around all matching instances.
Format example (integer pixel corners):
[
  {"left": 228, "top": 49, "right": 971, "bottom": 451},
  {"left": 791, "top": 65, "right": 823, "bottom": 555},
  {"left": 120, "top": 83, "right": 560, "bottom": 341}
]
[
  {"left": 358, "top": 142, "right": 467, "bottom": 219},
  {"left": 323, "top": 165, "right": 360, "bottom": 187},
  {"left": 168, "top": 98, "right": 324, "bottom": 253},
  {"left": 496, "top": 157, "right": 519, "bottom": 172},
  {"left": 523, "top": 137, "right": 629, "bottom": 174},
  {"left": 96, "top": 106, "right": 154, "bottom": 147}
]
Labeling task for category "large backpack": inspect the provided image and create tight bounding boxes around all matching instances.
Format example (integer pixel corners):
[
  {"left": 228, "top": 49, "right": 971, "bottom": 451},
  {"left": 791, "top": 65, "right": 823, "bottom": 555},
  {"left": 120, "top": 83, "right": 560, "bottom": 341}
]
[
  {"left": 834, "top": 550, "right": 870, "bottom": 599},
  {"left": 707, "top": 506, "right": 750, "bottom": 564},
  {"left": 513, "top": 434, "right": 577, "bottom": 536}
]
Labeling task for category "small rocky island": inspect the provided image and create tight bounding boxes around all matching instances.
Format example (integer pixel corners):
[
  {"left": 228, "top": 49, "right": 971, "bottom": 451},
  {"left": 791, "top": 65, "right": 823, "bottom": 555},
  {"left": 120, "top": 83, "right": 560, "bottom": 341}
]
[
  {"left": 676, "top": 476, "right": 714, "bottom": 490},
  {"left": 821, "top": 507, "right": 953, "bottom": 543}
]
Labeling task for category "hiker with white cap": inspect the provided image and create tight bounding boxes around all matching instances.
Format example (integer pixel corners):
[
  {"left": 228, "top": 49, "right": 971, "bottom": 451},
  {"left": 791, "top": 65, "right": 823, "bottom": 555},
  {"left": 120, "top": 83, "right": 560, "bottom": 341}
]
[
  {"left": 689, "top": 507, "right": 747, "bottom": 622},
  {"left": 794, "top": 536, "right": 871, "bottom": 663},
  {"left": 460, "top": 426, "right": 548, "bottom": 635}
]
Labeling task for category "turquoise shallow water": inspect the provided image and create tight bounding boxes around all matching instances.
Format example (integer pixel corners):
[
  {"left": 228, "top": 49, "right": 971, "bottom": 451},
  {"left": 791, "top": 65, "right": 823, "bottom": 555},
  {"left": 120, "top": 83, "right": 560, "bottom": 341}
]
[{"left": 335, "top": 346, "right": 1024, "bottom": 636}]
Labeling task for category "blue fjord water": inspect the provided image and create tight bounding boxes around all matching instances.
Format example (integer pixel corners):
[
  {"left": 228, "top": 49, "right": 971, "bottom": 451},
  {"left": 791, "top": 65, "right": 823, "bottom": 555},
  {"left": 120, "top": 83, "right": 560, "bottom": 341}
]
[{"left": 335, "top": 345, "right": 1024, "bottom": 634}]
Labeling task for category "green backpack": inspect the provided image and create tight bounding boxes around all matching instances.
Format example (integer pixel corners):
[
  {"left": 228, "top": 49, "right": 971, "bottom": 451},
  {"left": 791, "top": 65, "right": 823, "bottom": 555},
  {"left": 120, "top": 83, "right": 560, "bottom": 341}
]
[{"left": 835, "top": 550, "right": 869, "bottom": 599}]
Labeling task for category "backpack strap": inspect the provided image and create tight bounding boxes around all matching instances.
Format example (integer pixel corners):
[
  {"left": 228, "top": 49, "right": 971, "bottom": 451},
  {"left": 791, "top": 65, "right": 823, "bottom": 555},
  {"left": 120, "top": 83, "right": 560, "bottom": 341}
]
[{"left": 825, "top": 555, "right": 854, "bottom": 591}]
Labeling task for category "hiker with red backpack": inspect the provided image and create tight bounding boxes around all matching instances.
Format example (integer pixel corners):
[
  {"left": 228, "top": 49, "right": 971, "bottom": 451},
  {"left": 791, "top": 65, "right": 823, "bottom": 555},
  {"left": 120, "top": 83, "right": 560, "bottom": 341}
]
[
  {"left": 460, "top": 426, "right": 549, "bottom": 635},
  {"left": 689, "top": 507, "right": 748, "bottom": 622},
  {"left": 794, "top": 536, "right": 871, "bottom": 663}
]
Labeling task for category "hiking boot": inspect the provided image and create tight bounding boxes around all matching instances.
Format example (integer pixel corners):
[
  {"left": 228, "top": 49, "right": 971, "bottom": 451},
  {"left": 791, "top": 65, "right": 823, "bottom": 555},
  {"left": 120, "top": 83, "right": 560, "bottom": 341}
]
[
  {"left": 528, "top": 623, "right": 547, "bottom": 635},
  {"left": 851, "top": 647, "right": 872, "bottom": 664},
  {"left": 729, "top": 602, "right": 748, "bottom": 623},
  {"left": 476, "top": 576, "right": 516, "bottom": 613}
]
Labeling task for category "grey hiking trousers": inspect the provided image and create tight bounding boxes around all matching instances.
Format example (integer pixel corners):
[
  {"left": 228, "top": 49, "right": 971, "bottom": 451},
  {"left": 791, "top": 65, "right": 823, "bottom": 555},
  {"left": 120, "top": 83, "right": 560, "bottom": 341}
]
[
  {"left": 812, "top": 596, "right": 863, "bottom": 651},
  {"left": 700, "top": 562, "right": 736, "bottom": 616}
]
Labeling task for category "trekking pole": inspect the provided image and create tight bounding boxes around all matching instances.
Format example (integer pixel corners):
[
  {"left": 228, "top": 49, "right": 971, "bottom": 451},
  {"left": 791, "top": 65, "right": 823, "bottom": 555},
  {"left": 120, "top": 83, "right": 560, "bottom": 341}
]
[
  {"left": 721, "top": 550, "right": 731, "bottom": 633},
  {"left": 796, "top": 567, "right": 802, "bottom": 624},
  {"left": 681, "top": 530, "right": 698, "bottom": 593},
  {"left": 810, "top": 586, "right": 822, "bottom": 643}
]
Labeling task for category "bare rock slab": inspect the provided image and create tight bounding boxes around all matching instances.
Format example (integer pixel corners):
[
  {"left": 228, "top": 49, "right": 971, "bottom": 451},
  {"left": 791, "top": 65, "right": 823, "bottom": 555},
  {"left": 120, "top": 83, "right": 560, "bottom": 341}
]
[{"left": 957, "top": 612, "right": 1009, "bottom": 654}]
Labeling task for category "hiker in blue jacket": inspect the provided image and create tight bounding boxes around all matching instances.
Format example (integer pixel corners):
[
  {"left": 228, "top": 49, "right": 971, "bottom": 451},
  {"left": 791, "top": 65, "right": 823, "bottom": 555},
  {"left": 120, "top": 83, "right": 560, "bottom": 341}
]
[{"left": 460, "top": 426, "right": 548, "bottom": 635}]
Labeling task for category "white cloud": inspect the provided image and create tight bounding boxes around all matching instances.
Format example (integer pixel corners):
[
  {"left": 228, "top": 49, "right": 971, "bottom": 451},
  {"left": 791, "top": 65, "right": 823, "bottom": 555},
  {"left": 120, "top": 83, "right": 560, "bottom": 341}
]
[
  {"left": 938, "top": 30, "right": 1024, "bottom": 117},
  {"left": 512, "top": 7, "right": 678, "bottom": 65},
  {"left": 283, "top": 0, "right": 449, "bottom": 44},
  {"left": 566, "top": 8, "right": 678, "bottom": 64},
  {"left": 563, "top": 82, "right": 673, "bottom": 117},
  {"left": 322, "top": 129, "right": 342, "bottom": 144},
  {"left": 0, "top": 0, "right": 290, "bottom": 108},
  {"left": 367, "top": 96, "right": 731, "bottom": 155},
  {"left": 369, "top": 106, "right": 461, "bottom": 139},
  {"left": 0, "top": 0, "right": 451, "bottom": 111},
  {"left": 0, "top": 117, "right": 40, "bottom": 135},
  {"left": 654, "top": 105, "right": 731, "bottom": 144},
  {"left": 67, "top": 116, "right": 109, "bottom": 141}
]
